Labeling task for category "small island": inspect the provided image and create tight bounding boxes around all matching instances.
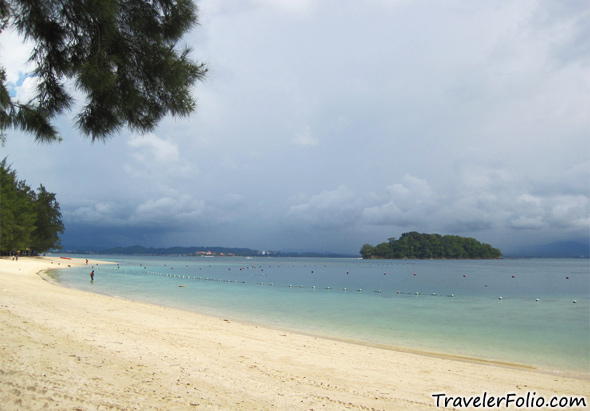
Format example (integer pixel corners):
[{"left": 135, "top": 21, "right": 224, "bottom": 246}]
[{"left": 360, "top": 232, "right": 502, "bottom": 259}]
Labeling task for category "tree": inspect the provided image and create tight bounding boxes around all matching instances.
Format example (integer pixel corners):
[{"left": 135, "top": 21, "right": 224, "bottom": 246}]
[
  {"left": 0, "top": 159, "right": 63, "bottom": 253},
  {"left": 0, "top": 0, "right": 206, "bottom": 143},
  {"left": 0, "top": 159, "right": 35, "bottom": 252},
  {"left": 359, "top": 243, "right": 376, "bottom": 259},
  {"left": 31, "top": 184, "right": 64, "bottom": 252}
]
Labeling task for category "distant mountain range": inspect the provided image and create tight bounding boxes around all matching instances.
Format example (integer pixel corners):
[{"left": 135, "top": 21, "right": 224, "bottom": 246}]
[
  {"left": 61, "top": 239, "right": 589, "bottom": 258},
  {"left": 503, "top": 239, "right": 589, "bottom": 258},
  {"left": 62, "top": 245, "right": 357, "bottom": 258}
]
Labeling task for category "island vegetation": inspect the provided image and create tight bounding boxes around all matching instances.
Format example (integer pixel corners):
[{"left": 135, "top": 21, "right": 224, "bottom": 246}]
[{"left": 360, "top": 232, "right": 502, "bottom": 259}]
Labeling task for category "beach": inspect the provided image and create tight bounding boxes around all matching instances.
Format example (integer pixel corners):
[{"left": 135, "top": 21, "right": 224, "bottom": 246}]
[{"left": 1, "top": 257, "right": 588, "bottom": 410}]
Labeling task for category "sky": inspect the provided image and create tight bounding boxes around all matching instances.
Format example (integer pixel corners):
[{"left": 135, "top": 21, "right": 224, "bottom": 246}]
[{"left": 1, "top": 0, "right": 589, "bottom": 255}]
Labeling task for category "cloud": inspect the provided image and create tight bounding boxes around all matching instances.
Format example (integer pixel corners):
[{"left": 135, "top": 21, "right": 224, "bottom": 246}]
[
  {"left": 12, "top": 74, "right": 38, "bottom": 102},
  {"left": 292, "top": 126, "right": 319, "bottom": 147},
  {"left": 286, "top": 185, "right": 364, "bottom": 230},
  {"left": 0, "top": 29, "right": 34, "bottom": 84},
  {"left": 252, "top": 0, "right": 316, "bottom": 16},
  {"left": 2, "top": 0, "right": 589, "bottom": 254},
  {"left": 125, "top": 132, "right": 194, "bottom": 183},
  {"left": 131, "top": 196, "right": 207, "bottom": 227},
  {"left": 127, "top": 133, "right": 181, "bottom": 164},
  {"left": 361, "top": 175, "right": 438, "bottom": 226},
  {"left": 64, "top": 202, "right": 126, "bottom": 226}
]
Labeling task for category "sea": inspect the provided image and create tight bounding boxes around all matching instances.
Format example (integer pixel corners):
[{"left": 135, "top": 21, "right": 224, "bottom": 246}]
[{"left": 47, "top": 256, "right": 589, "bottom": 375}]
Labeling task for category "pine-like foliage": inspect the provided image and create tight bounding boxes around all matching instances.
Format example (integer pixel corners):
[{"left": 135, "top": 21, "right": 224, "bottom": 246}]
[
  {"left": 0, "top": 0, "right": 206, "bottom": 142},
  {"left": 0, "top": 159, "right": 64, "bottom": 253}
]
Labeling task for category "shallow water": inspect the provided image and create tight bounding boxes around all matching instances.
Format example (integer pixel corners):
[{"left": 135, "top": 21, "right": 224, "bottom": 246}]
[{"left": 49, "top": 256, "right": 590, "bottom": 374}]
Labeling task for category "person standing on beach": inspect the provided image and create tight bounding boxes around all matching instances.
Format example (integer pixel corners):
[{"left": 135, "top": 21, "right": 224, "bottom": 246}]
[{"left": 90, "top": 270, "right": 94, "bottom": 281}]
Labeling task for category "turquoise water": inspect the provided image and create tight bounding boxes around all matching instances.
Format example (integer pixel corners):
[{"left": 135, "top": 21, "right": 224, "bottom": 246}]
[{"left": 49, "top": 256, "right": 589, "bottom": 374}]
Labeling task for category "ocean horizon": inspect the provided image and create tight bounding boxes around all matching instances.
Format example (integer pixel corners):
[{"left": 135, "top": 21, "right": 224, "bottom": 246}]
[{"left": 48, "top": 255, "right": 589, "bottom": 375}]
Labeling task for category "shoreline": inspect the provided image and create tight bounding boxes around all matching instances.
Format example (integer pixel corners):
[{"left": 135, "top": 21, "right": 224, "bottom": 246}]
[
  {"left": 1, "top": 256, "right": 588, "bottom": 410},
  {"left": 47, "top": 256, "right": 589, "bottom": 378},
  {"left": 41, "top": 264, "right": 546, "bottom": 374}
]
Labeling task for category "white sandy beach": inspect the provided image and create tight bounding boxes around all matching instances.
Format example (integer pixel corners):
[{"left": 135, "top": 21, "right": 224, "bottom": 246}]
[{"left": 0, "top": 256, "right": 588, "bottom": 410}]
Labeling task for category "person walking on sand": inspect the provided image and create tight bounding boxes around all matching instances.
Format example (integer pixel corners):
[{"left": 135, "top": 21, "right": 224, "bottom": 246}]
[{"left": 90, "top": 270, "right": 94, "bottom": 281}]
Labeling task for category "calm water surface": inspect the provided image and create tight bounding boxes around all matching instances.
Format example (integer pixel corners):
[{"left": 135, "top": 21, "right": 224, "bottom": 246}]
[{"left": 48, "top": 256, "right": 589, "bottom": 374}]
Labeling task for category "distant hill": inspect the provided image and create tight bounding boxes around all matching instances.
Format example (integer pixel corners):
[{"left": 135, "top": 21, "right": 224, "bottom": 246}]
[{"left": 504, "top": 240, "right": 589, "bottom": 258}]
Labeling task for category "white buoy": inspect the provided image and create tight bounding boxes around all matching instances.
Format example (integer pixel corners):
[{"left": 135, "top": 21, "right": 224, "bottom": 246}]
[
  {"left": 573, "top": 300, "right": 577, "bottom": 304},
  {"left": 499, "top": 296, "right": 503, "bottom": 300},
  {"left": 536, "top": 298, "right": 539, "bottom": 302},
  {"left": 343, "top": 288, "right": 347, "bottom": 291},
  {"left": 432, "top": 293, "right": 436, "bottom": 296}
]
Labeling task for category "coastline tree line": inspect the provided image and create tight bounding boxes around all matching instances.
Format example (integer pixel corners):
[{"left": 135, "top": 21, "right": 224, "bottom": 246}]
[
  {"left": 360, "top": 232, "right": 502, "bottom": 259},
  {"left": 0, "top": 159, "right": 64, "bottom": 255}
]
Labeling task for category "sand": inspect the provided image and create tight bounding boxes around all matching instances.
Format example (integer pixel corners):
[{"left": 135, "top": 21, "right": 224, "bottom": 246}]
[{"left": 0, "top": 256, "right": 588, "bottom": 410}]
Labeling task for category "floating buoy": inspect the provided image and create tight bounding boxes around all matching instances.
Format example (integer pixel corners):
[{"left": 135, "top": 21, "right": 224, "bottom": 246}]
[
  {"left": 179, "top": 285, "right": 186, "bottom": 288},
  {"left": 511, "top": 275, "right": 515, "bottom": 278},
  {"left": 415, "top": 292, "right": 419, "bottom": 295},
  {"left": 450, "top": 294, "right": 454, "bottom": 297},
  {"left": 463, "top": 275, "right": 466, "bottom": 277},
  {"left": 396, "top": 290, "right": 400, "bottom": 294},
  {"left": 536, "top": 298, "right": 539, "bottom": 302},
  {"left": 343, "top": 288, "right": 348, "bottom": 291},
  {"left": 499, "top": 296, "right": 503, "bottom": 300},
  {"left": 566, "top": 276, "right": 569, "bottom": 279},
  {"left": 432, "top": 293, "right": 436, "bottom": 296},
  {"left": 573, "top": 300, "right": 577, "bottom": 304},
  {"left": 413, "top": 273, "right": 417, "bottom": 276}
]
